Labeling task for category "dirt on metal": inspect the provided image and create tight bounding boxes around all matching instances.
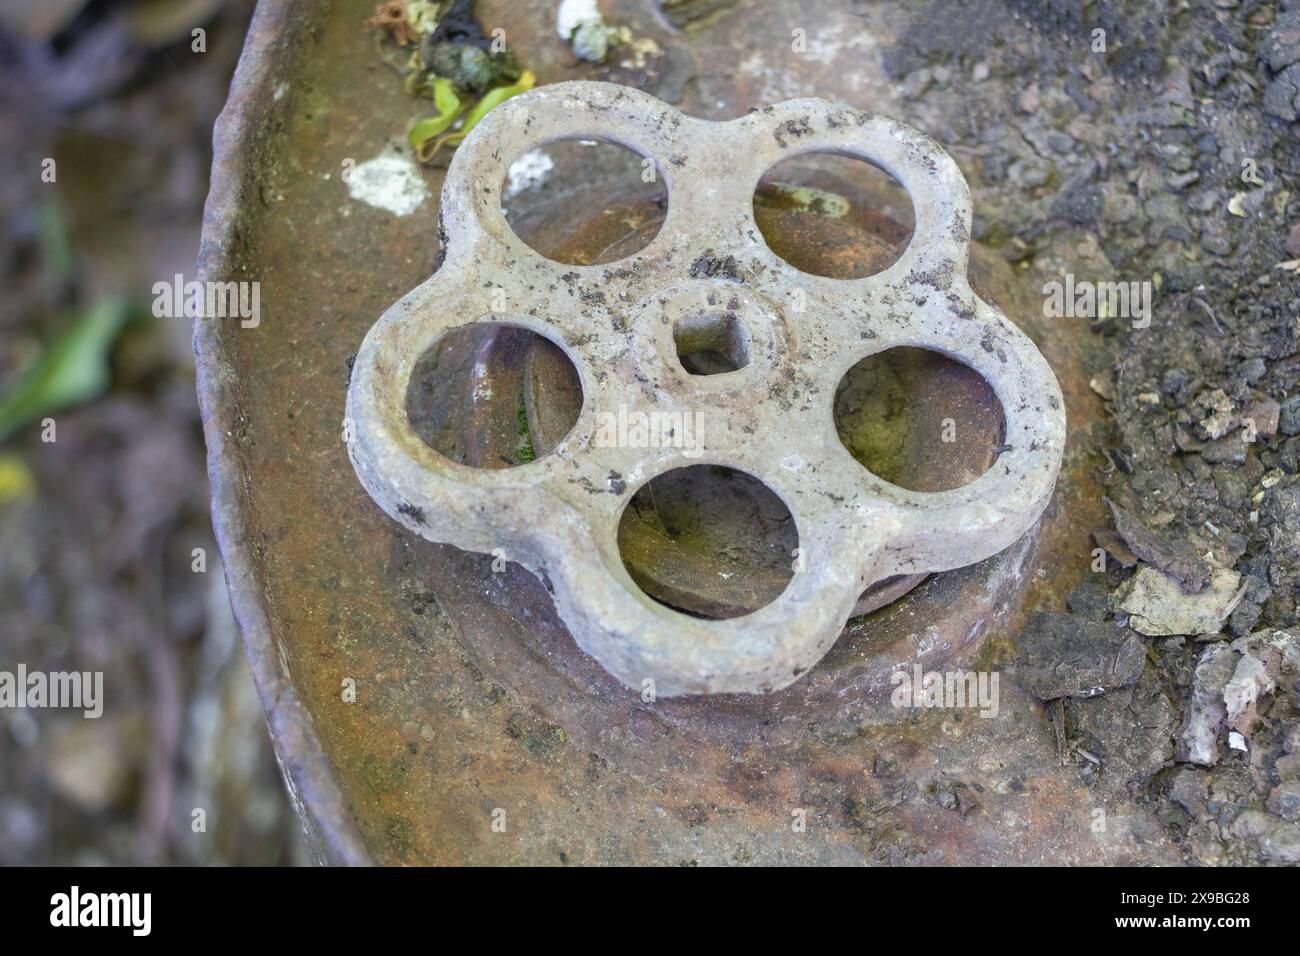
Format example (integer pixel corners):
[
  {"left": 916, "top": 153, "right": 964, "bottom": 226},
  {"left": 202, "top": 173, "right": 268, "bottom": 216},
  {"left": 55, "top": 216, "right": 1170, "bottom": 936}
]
[{"left": 198, "top": 0, "right": 1163, "bottom": 864}]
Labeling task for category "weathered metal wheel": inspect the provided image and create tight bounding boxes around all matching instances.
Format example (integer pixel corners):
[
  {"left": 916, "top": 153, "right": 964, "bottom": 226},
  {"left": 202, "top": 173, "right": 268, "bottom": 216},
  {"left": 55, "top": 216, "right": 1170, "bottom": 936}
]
[{"left": 198, "top": 0, "right": 1147, "bottom": 865}]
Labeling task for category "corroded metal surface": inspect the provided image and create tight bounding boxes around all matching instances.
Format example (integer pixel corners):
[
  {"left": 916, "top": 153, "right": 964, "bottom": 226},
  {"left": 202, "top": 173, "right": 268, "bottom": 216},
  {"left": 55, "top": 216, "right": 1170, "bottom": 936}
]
[
  {"left": 197, "top": 0, "right": 1172, "bottom": 866},
  {"left": 346, "top": 82, "right": 1067, "bottom": 696}
]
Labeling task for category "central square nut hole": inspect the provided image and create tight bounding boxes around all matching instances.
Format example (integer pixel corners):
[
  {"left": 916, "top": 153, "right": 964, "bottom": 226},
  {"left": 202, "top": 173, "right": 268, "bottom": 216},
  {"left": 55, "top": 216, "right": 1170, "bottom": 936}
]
[{"left": 672, "top": 312, "right": 751, "bottom": 376}]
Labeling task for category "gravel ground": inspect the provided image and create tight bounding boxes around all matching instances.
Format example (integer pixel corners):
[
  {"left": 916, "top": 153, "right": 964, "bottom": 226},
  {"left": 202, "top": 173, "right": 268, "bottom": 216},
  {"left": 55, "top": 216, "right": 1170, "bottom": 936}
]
[{"left": 875, "top": 0, "right": 1300, "bottom": 864}]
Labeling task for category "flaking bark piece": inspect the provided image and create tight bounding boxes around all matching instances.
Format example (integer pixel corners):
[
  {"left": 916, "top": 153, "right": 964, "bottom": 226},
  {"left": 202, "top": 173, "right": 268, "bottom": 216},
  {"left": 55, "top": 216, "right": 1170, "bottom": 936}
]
[
  {"left": 1103, "top": 497, "right": 1210, "bottom": 593},
  {"left": 1012, "top": 612, "right": 1146, "bottom": 701}
]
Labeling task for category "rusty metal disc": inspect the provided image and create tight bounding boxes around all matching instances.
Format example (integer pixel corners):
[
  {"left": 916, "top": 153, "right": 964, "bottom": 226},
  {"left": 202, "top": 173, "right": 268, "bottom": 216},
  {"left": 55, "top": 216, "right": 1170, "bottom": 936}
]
[{"left": 197, "top": 0, "right": 1126, "bottom": 866}]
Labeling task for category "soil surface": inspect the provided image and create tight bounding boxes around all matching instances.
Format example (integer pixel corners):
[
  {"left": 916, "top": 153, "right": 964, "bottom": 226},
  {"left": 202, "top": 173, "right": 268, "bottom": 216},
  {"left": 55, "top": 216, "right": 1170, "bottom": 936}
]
[{"left": 874, "top": 0, "right": 1300, "bottom": 864}]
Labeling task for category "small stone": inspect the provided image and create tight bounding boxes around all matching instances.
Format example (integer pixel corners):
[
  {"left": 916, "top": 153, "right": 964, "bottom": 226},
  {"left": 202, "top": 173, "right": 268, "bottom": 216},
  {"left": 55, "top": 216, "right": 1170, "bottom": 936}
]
[
  {"left": 1238, "top": 357, "right": 1267, "bottom": 385},
  {"left": 1228, "top": 599, "right": 1262, "bottom": 637},
  {"left": 1167, "top": 768, "right": 1208, "bottom": 817},
  {"left": 1268, "top": 781, "right": 1300, "bottom": 822},
  {"left": 1146, "top": 192, "right": 1184, "bottom": 226},
  {"left": 1194, "top": 388, "right": 1237, "bottom": 440},
  {"left": 1276, "top": 751, "right": 1300, "bottom": 781},
  {"left": 1161, "top": 367, "right": 1189, "bottom": 395},
  {"left": 1002, "top": 236, "right": 1030, "bottom": 262},
  {"left": 1261, "top": 10, "right": 1300, "bottom": 72},
  {"left": 1262, "top": 477, "right": 1300, "bottom": 563},
  {"left": 1162, "top": 143, "right": 1194, "bottom": 172},
  {"left": 1234, "top": 629, "right": 1300, "bottom": 682},
  {"left": 1259, "top": 825, "right": 1300, "bottom": 864},
  {"left": 1279, "top": 395, "right": 1300, "bottom": 436},
  {"left": 1263, "top": 63, "right": 1300, "bottom": 122},
  {"left": 1103, "top": 498, "right": 1210, "bottom": 592},
  {"left": 1243, "top": 399, "right": 1280, "bottom": 438},
  {"left": 574, "top": 20, "right": 613, "bottom": 61},
  {"left": 1286, "top": 724, "right": 1300, "bottom": 754},
  {"left": 1201, "top": 433, "right": 1248, "bottom": 466},
  {"left": 1222, "top": 647, "right": 1274, "bottom": 735},
  {"left": 1228, "top": 808, "right": 1273, "bottom": 841},
  {"left": 1053, "top": 183, "right": 1104, "bottom": 225},
  {"left": 1089, "top": 373, "right": 1116, "bottom": 401},
  {"left": 1201, "top": 233, "right": 1234, "bottom": 257},
  {"left": 557, "top": 0, "right": 615, "bottom": 63},
  {"left": 0, "top": 799, "right": 39, "bottom": 860},
  {"left": 1047, "top": 131, "right": 1074, "bottom": 154},
  {"left": 1012, "top": 612, "right": 1146, "bottom": 701},
  {"left": 1012, "top": 160, "right": 1052, "bottom": 189},
  {"left": 1177, "top": 643, "right": 1236, "bottom": 766},
  {"left": 1214, "top": 471, "right": 1248, "bottom": 510},
  {"left": 1093, "top": 530, "right": 1138, "bottom": 568},
  {"left": 1066, "top": 577, "right": 1112, "bottom": 622},
  {"left": 1281, "top": 436, "right": 1300, "bottom": 473},
  {"left": 1102, "top": 188, "right": 1139, "bottom": 225},
  {"left": 1117, "top": 566, "right": 1243, "bottom": 638}
]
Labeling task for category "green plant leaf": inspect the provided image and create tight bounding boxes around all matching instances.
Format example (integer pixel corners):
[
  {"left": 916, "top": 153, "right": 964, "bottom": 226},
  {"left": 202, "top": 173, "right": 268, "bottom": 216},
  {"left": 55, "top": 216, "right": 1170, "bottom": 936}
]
[
  {"left": 417, "top": 70, "right": 535, "bottom": 162},
  {"left": 0, "top": 297, "right": 130, "bottom": 444},
  {"left": 409, "top": 77, "right": 463, "bottom": 160}
]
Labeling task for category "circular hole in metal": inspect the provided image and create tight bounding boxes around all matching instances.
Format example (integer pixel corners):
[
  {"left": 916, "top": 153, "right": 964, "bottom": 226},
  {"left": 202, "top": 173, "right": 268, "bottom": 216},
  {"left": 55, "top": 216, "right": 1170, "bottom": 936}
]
[
  {"left": 834, "top": 347, "right": 1004, "bottom": 491},
  {"left": 617, "top": 465, "right": 797, "bottom": 619},
  {"left": 406, "top": 323, "right": 583, "bottom": 469},
  {"left": 502, "top": 139, "right": 667, "bottom": 265},
  {"left": 754, "top": 152, "right": 915, "bottom": 279},
  {"left": 673, "top": 311, "right": 750, "bottom": 375}
]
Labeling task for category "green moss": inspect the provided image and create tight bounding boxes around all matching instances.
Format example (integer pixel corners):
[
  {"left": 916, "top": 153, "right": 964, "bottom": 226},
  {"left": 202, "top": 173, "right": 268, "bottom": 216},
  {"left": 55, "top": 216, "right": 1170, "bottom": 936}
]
[
  {"left": 756, "top": 183, "right": 850, "bottom": 218},
  {"left": 514, "top": 387, "right": 536, "bottom": 464}
]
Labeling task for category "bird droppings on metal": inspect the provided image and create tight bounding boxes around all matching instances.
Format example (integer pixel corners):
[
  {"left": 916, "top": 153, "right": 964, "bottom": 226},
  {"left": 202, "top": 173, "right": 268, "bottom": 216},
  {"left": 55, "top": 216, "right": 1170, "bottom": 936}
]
[{"left": 346, "top": 151, "right": 430, "bottom": 217}]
